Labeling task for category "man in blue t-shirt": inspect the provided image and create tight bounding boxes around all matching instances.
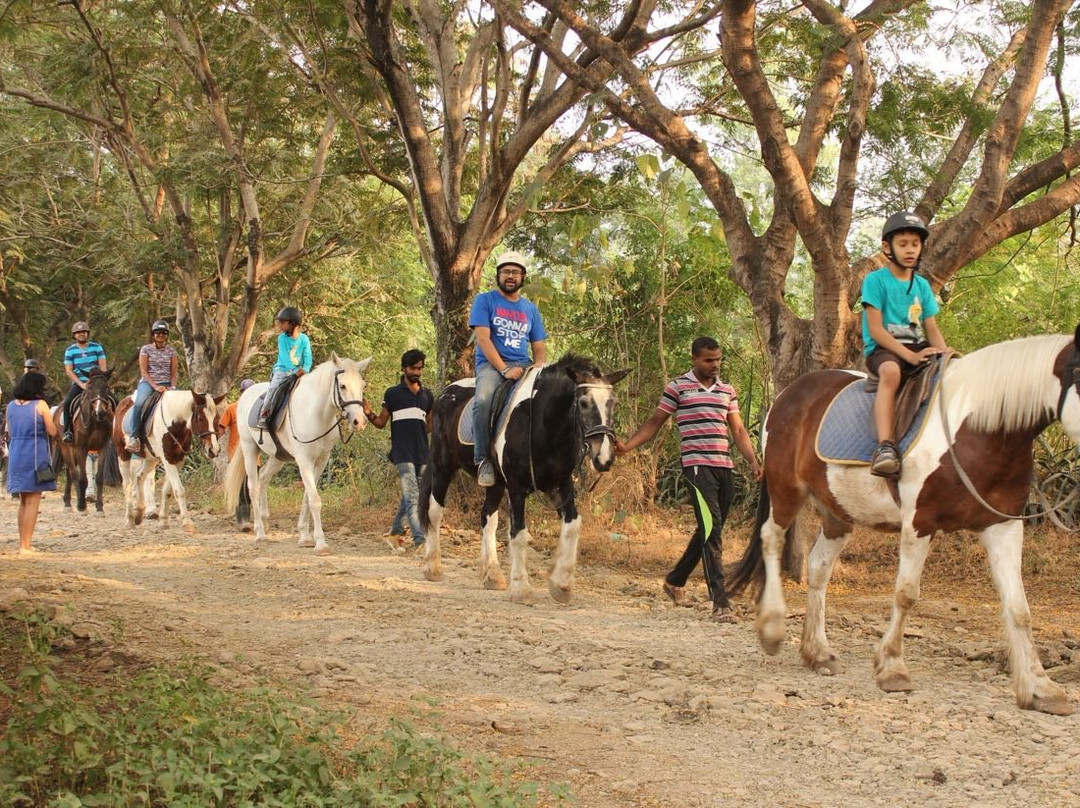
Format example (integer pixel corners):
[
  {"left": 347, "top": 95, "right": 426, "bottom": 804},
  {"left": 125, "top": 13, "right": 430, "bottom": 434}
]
[
  {"left": 61, "top": 321, "right": 108, "bottom": 443},
  {"left": 364, "top": 349, "right": 434, "bottom": 548},
  {"left": 469, "top": 251, "right": 548, "bottom": 486}
]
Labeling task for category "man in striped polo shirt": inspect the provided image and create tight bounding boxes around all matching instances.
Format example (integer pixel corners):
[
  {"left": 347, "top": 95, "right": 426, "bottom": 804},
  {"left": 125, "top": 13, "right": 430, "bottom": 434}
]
[
  {"left": 617, "top": 336, "right": 761, "bottom": 624},
  {"left": 61, "top": 321, "right": 108, "bottom": 444},
  {"left": 364, "top": 349, "right": 434, "bottom": 549}
]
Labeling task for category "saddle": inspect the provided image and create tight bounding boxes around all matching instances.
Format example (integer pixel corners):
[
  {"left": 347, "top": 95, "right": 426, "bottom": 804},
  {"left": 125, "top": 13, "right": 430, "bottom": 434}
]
[
  {"left": 60, "top": 390, "right": 117, "bottom": 427},
  {"left": 247, "top": 375, "right": 301, "bottom": 461},
  {"left": 456, "top": 368, "right": 540, "bottom": 459},
  {"left": 816, "top": 358, "right": 944, "bottom": 466}
]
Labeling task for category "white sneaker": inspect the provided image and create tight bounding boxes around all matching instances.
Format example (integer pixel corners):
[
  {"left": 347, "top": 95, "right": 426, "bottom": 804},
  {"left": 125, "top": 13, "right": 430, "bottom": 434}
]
[
  {"left": 124, "top": 435, "right": 142, "bottom": 453},
  {"left": 477, "top": 460, "right": 496, "bottom": 487}
]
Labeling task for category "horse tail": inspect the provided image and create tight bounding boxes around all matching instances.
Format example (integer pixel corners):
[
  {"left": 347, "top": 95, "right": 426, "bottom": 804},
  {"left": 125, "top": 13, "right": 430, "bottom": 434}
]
[
  {"left": 224, "top": 448, "right": 246, "bottom": 512},
  {"left": 51, "top": 440, "right": 63, "bottom": 474},
  {"left": 418, "top": 462, "right": 433, "bottom": 531},
  {"left": 727, "top": 478, "right": 795, "bottom": 601},
  {"left": 99, "top": 440, "right": 122, "bottom": 487}
]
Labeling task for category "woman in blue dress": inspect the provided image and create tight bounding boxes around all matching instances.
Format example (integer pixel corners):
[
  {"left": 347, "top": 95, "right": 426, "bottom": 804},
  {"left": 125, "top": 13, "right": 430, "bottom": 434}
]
[{"left": 5, "top": 371, "right": 58, "bottom": 553}]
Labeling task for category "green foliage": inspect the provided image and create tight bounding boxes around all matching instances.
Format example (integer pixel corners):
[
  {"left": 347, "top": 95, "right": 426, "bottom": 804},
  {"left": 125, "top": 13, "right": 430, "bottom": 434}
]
[{"left": 0, "top": 610, "right": 560, "bottom": 807}]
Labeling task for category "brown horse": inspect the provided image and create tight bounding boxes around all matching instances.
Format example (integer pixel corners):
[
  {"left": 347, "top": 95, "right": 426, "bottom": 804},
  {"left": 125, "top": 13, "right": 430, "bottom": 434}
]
[
  {"left": 111, "top": 390, "right": 225, "bottom": 531},
  {"left": 728, "top": 326, "right": 1080, "bottom": 716},
  {"left": 53, "top": 368, "right": 115, "bottom": 512}
]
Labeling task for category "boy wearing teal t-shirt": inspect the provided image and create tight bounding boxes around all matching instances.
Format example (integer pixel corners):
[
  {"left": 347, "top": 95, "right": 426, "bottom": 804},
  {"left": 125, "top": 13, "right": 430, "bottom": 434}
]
[
  {"left": 861, "top": 211, "right": 952, "bottom": 477},
  {"left": 257, "top": 306, "right": 313, "bottom": 429}
]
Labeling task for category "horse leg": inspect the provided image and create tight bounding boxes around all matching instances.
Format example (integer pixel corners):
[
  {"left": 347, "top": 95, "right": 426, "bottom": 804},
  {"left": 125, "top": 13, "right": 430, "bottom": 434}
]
[
  {"left": 756, "top": 514, "right": 793, "bottom": 655},
  {"left": 874, "top": 527, "right": 932, "bottom": 693},
  {"left": 294, "top": 458, "right": 329, "bottom": 553},
  {"left": 548, "top": 483, "right": 580, "bottom": 604},
  {"left": 981, "top": 521, "right": 1072, "bottom": 715},
  {"left": 800, "top": 524, "right": 852, "bottom": 675},
  {"left": 479, "top": 486, "right": 507, "bottom": 590},
  {"left": 159, "top": 461, "right": 193, "bottom": 532},
  {"left": 506, "top": 488, "right": 534, "bottom": 605},
  {"left": 159, "top": 469, "right": 174, "bottom": 529},
  {"left": 74, "top": 449, "right": 88, "bottom": 512},
  {"left": 119, "top": 456, "right": 136, "bottom": 528},
  {"left": 297, "top": 493, "right": 313, "bottom": 547},
  {"left": 251, "top": 456, "right": 283, "bottom": 544},
  {"left": 421, "top": 468, "right": 451, "bottom": 582},
  {"left": 143, "top": 462, "right": 160, "bottom": 520}
]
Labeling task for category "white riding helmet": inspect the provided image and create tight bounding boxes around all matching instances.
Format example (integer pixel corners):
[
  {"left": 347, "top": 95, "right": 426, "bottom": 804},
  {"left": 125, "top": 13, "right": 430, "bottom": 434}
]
[{"left": 495, "top": 251, "right": 528, "bottom": 274}]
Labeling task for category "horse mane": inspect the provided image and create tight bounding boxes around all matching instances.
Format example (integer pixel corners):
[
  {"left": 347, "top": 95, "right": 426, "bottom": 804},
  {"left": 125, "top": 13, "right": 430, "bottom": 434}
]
[
  {"left": 945, "top": 334, "right": 1071, "bottom": 433},
  {"left": 547, "top": 353, "right": 604, "bottom": 383}
]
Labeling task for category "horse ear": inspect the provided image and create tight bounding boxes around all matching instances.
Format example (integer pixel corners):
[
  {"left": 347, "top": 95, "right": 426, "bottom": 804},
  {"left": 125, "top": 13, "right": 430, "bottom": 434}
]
[
  {"left": 214, "top": 394, "right": 227, "bottom": 405},
  {"left": 1074, "top": 322, "right": 1080, "bottom": 349},
  {"left": 104, "top": 368, "right": 114, "bottom": 379},
  {"left": 192, "top": 391, "right": 206, "bottom": 404},
  {"left": 603, "top": 369, "right": 631, "bottom": 386},
  {"left": 330, "top": 351, "right": 341, "bottom": 364},
  {"left": 356, "top": 357, "right": 373, "bottom": 373}
]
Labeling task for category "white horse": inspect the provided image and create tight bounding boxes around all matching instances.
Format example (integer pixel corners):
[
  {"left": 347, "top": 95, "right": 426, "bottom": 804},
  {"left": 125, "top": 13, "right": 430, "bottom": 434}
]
[
  {"left": 224, "top": 354, "right": 372, "bottom": 553},
  {"left": 112, "top": 390, "right": 225, "bottom": 532}
]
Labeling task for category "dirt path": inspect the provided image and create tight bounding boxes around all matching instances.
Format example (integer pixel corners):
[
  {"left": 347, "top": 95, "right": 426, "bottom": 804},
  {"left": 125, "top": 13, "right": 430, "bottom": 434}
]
[{"left": 2, "top": 493, "right": 1079, "bottom": 807}]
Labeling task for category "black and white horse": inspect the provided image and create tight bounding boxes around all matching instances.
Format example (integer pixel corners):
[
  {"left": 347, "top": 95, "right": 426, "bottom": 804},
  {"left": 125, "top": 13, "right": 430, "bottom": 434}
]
[{"left": 419, "top": 354, "right": 628, "bottom": 604}]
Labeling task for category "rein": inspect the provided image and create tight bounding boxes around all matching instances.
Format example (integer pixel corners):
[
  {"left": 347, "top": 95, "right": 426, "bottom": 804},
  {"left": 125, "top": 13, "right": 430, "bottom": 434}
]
[
  {"left": 287, "top": 369, "right": 363, "bottom": 446},
  {"left": 146, "top": 393, "right": 214, "bottom": 460},
  {"left": 937, "top": 352, "right": 1080, "bottom": 532}
]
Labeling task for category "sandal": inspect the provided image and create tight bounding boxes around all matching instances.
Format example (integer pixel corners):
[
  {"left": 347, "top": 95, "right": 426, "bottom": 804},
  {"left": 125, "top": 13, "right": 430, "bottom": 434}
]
[
  {"left": 662, "top": 581, "right": 686, "bottom": 606},
  {"left": 711, "top": 605, "right": 739, "bottom": 624}
]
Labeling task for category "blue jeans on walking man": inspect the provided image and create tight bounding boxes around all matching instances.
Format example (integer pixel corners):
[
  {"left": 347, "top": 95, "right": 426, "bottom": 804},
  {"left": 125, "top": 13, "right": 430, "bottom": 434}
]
[{"left": 390, "top": 461, "right": 426, "bottom": 547}]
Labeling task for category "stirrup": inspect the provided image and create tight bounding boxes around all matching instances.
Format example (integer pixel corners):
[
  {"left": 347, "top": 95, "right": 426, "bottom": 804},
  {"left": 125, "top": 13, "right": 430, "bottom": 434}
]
[{"left": 870, "top": 441, "right": 901, "bottom": 477}]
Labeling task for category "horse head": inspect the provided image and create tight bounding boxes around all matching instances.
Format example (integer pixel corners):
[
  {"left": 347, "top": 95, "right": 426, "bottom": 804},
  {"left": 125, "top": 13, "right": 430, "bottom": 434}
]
[
  {"left": 83, "top": 368, "right": 116, "bottom": 425},
  {"left": 190, "top": 391, "right": 227, "bottom": 458},
  {"left": 563, "top": 358, "right": 630, "bottom": 473},
  {"left": 329, "top": 352, "right": 372, "bottom": 433}
]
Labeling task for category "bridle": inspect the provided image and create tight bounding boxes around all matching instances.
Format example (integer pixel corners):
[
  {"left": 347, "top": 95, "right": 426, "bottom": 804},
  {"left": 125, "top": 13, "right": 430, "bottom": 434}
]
[
  {"left": 288, "top": 369, "right": 365, "bottom": 445},
  {"left": 937, "top": 349, "right": 1080, "bottom": 531},
  {"left": 147, "top": 393, "right": 216, "bottom": 460}
]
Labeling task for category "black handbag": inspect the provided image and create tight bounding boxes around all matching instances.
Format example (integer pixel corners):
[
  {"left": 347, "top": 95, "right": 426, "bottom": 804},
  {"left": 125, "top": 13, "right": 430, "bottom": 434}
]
[{"left": 33, "top": 407, "right": 56, "bottom": 484}]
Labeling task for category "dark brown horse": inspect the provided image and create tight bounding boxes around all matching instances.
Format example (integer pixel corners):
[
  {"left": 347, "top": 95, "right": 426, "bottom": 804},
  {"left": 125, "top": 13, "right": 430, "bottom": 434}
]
[
  {"left": 52, "top": 368, "right": 115, "bottom": 512},
  {"left": 728, "top": 326, "right": 1080, "bottom": 715}
]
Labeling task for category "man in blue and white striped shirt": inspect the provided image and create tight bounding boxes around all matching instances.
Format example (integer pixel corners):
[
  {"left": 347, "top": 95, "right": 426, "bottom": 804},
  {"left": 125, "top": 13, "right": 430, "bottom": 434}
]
[{"left": 61, "top": 321, "right": 108, "bottom": 443}]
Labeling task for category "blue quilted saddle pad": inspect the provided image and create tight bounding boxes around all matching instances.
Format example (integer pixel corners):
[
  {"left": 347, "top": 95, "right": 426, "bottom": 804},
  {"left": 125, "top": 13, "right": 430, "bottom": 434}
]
[{"left": 815, "top": 376, "right": 935, "bottom": 465}]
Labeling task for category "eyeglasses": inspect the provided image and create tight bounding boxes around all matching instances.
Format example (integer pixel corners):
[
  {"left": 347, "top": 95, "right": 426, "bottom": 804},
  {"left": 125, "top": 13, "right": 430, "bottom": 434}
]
[{"left": 499, "top": 268, "right": 525, "bottom": 277}]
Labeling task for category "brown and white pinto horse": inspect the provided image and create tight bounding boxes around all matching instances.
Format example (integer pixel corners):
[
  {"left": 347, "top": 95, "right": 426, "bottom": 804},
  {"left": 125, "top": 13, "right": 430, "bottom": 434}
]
[
  {"left": 729, "top": 326, "right": 1080, "bottom": 715},
  {"left": 111, "top": 390, "right": 225, "bottom": 532}
]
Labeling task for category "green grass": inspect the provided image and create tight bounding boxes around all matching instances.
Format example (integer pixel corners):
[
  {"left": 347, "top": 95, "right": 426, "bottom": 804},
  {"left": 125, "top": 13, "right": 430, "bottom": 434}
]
[{"left": 0, "top": 610, "right": 567, "bottom": 807}]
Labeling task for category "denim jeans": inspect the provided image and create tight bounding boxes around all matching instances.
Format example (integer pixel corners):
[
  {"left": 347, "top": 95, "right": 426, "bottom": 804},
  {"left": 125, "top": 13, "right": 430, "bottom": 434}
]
[
  {"left": 128, "top": 380, "right": 156, "bottom": 436},
  {"left": 390, "top": 461, "right": 426, "bottom": 545},
  {"left": 472, "top": 361, "right": 529, "bottom": 465},
  {"left": 261, "top": 370, "right": 292, "bottom": 419}
]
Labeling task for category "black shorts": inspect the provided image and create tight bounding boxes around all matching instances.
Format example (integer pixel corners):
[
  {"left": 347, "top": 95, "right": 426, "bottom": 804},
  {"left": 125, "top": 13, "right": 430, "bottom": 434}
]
[{"left": 866, "top": 342, "right": 929, "bottom": 379}]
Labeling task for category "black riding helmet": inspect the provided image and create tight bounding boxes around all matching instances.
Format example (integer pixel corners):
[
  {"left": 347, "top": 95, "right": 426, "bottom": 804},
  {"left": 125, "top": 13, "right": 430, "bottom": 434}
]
[
  {"left": 151, "top": 319, "right": 170, "bottom": 335},
  {"left": 881, "top": 211, "right": 929, "bottom": 242},
  {"left": 275, "top": 306, "right": 302, "bottom": 327}
]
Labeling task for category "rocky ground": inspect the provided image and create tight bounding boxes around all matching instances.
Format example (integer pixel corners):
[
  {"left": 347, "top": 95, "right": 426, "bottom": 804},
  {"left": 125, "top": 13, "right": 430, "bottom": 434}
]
[{"left": 2, "top": 491, "right": 1079, "bottom": 807}]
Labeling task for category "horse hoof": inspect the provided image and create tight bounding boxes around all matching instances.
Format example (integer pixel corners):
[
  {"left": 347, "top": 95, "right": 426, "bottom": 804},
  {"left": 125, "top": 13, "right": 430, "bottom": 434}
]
[
  {"left": 297, "top": 537, "right": 316, "bottom": 548},
  {"left": 316, "top": 547, "right": 332, "bottom": 557},
  {"left": 183, "top": 523, "right": 196, "bottom": 535},
  {"left": 548, "top": 581, "right": 572, "bottom": 603},
  {"left": 146, "top": 512, "right": 159, "bottom": 520},
  {"left": 1028, "top": 696, "right": 1074, "bottom": 716},
  {"left": 423, "top": 566, "right": 444, "bottom": 582},
  {"left": 133, "top": 513, "right": 144, "bottom": 526},
  {"left": 254, "top": 536, "right": 267, "bottom": 546},
  {"left": 483, "top": 573, "right": 508, "bottom": 591},
  {"left": 878, "top": 673, "right": 915, "bottom": 693},
  {"left": 804, "top": 654, "right": 842, "bottom": 676},
  {"left": 510, "top": 588, "right": 535, "bottom": 606}
]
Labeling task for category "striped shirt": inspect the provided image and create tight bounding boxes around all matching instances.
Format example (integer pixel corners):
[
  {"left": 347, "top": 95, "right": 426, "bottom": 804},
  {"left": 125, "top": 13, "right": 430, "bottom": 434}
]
[
  {"left": 657, "top": 371, "right": 740, "bottom": 469},
  {"left": 382, "top": 381, "right": 434, "bottom": 464},
  {"left": 64, "top": 341, "right": 106, "bottom": 381}
]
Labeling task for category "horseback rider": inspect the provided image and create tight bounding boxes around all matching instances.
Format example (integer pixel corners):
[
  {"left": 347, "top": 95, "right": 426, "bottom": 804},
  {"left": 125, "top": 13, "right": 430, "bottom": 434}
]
[
  {"left": 862, "top": 211, "right": 953, "bottom": 477},
  {"left": 256, "top": 306, "right": 312, "bottom": 430},
  {"left": 469, "top": 251, "right": 548, "bottom": 487},
  {"left": 61, "top": 321, "right": 108, "bottom": 444},
  {"left": 124, "top": 320, "right": 179, "bottom": 454}
]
